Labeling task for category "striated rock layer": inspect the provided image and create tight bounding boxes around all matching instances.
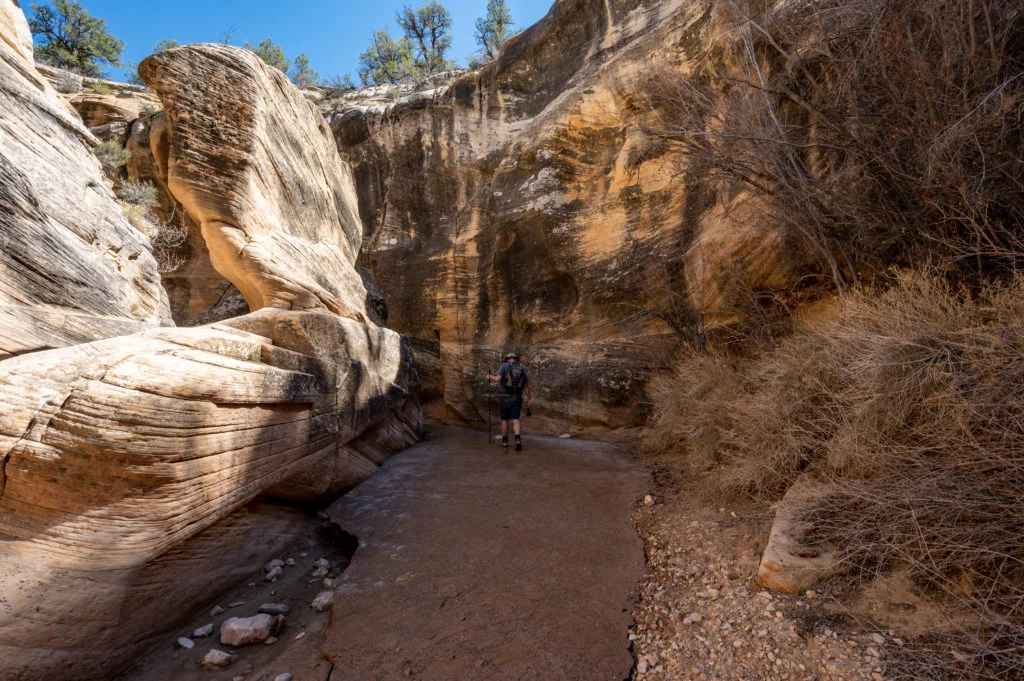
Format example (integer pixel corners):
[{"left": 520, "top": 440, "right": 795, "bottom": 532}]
[
  {"left": 329, "top": 0, "right": 807, "bottom": 435},
  {"left": 0, "top": 14, "right": 422, "bottom": 679},
  {"left": 0, "top": 0, "right": 169, "bottom": 359},
  {"left": 139, "top": 44, "right": 372, "bottom": 321}
]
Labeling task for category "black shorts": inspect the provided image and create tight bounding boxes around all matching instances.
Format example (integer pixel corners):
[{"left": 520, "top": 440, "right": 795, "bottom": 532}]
[{"left": 499, "top": 395, "right": 523, "bottom": 420}]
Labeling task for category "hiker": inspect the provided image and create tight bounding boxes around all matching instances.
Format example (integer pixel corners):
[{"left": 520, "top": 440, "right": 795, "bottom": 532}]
[{"left": 487, "top": 352, "right": 532, "bottom": 450}]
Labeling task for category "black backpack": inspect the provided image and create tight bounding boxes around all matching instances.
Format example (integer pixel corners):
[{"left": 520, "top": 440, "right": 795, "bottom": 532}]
[{"left": 503, "top": 364, "right": 526, "bottom": 395}]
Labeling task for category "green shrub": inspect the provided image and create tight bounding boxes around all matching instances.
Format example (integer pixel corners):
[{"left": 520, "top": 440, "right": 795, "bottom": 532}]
[
  {"left": 84, "top": 80, "right": 112, "bottom": 95},
  {"left": 94, "top": 140, "right": 129, "bottom": 174}
]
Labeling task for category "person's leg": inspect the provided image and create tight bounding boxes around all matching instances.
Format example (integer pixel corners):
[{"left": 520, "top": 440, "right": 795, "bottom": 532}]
[
  {"left": 499, "top": 398, "right": 510, "bottom": 446},
  {"left": 512, "top": 419, "right": 521, "bottom": 436}
]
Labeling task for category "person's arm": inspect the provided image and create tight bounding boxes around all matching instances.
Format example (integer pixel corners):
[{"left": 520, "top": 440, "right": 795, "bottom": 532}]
[
  {"left": 523, "top": 383, "right": 532, "bottom": 407},
  {"left": 488, "top": 363, "right": 505, "bottom": 383}
]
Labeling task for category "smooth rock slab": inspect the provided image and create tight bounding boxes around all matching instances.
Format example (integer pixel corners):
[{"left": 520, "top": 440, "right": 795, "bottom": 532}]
[{"left": 322, "top": 425, "right": 648, "bottom": 680}]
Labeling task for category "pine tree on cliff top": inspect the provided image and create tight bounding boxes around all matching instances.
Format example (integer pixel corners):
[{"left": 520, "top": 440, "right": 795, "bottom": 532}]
[
  {"left": 396, "top": 1, "right": 453, "bottom": 74},
  {"left": 290, "top": 53, "right": 319, "bottom": 88},
  {"left": 358, "top": 28, "right": 415, "bottom": 85},
  {"left": 247, "top": 38, "right": 290, "bottom": 74},
  {"left": 475, "top": 0, "right": 514, "bottom": 61},
  {"left": 29, "top": 0, "right": 124, "bottom": 76}
]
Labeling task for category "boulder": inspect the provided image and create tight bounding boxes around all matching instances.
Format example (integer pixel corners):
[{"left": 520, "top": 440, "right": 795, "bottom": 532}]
[
  {"left": 758, "top": 478, "right": 839, "bottom": 594},
  {"left": 138, "top": 44, "right": 370, "bottom": 321},
  {"left": 220, "top": 613, "right": 282, "bottom": 647},
  {"left": 0, "top": 0, "right": 169, "bottom": 360}
]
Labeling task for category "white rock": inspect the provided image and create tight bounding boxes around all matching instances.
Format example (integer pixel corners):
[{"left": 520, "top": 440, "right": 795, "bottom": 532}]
[
  {"left": 558, "top": 433, "right": 572, "bottom": 439},
  {"left": 643, "top": 494, "right": 655, "bottom": 506},
  {"left": 210, "top": 605, "right": 225, "bottom": 616},
  {"left": 201, "top": 649, "right": 236, "bottom": 668},
  {"left": 312, "top": 590, "right": 334, "bottom": 612},
  {"left": 275, "top": 674, "right": 294, "bottom": 681},
  {"left": 194, "top": 623, "right": 214, "bottom": 638},
  {"left": 311, "top": 566, "right": 329, "bottom": 578},
  {"left": 295, "top": 632, "right": 307, "bottom": 640},
  {"left": 265, "top": 566, "right": 283, "bottom": 581},
  {"left": 265, "top": 559, "right": 285, "bottom": 571},
  {"left": 177, "top": 637, "right": 194, "bottom": 649},
  {"left": 285, "top": 558, "right": 296, "bottom": 567},
  {"left": 870, "top": 633, "right": 886, "bottom": 645},
  {"left": 323, "top": 578, "right": 336, "bottom": 589},
  {"left": 220, "top": 614, "right": 277, "bottom": 646},
  {"left": 315, "top": 558, "right": 331, "bottom": 568}
]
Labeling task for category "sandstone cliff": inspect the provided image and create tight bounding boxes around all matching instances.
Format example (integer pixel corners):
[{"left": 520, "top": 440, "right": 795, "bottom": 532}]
[
  {"left": 0, "top": 4, "right": 422, "bottom": 677},
  {"left": 326, "top": 0, "right": 805, "bottom": 436},
  {"left": 0, "top": 0, "right": 169, "bottom": 359}
]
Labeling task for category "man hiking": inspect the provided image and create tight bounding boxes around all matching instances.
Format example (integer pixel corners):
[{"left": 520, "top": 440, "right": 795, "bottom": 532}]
[{"left": 487, "top": 352, "right": 532, "bottom": 451}]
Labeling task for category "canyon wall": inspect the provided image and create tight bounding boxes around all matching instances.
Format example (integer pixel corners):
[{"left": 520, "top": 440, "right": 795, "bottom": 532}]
[
  {"left": 327, "top": 0, "right": 806, "bottom": 436},
  {"left": 0, "top": 4, "right": 421, "bottom": 678}
]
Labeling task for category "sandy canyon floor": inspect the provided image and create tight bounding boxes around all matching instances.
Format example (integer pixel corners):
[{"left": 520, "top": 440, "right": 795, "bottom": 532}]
[{"left": 117, "top": 426, "right": 900, "bottom": 681}]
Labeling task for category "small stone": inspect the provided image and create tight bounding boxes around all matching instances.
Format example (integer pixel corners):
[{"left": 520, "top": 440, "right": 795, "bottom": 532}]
[
  {"left": 867, "top": 646, "right": 883, "bottom": 659},
  {"left": 220, "top": 614, "right": 283, "bottom": 646},
  {"left": 644, "top": 494, "right": 655, "bottom": 506},
  {"left": 228, "top": 601, "right": 245, "bottom": 608},
  {"left": 201, "top": 649, "right": 236, "bottom": 668},
  {"left": 264, "top": 636, "right": 278, "bottom": 645},
  {"left": 685, "top": 612, "right": 702, "bottom": 624},
  {"left": 805, "top": 590, "right": 817, "bottom": 599},
  {"left": 265, "top": 559, "right": 285, "bottom": 571},
  {"left": 312, "top": 590, "right": 334, "bottom": 612},
  {"left": 299, "top": 552, "right": 308, "bottom": 558},
  {"left": 311, "top": 566, "right": 329, "bottom": 578},
  {"left": 209, "top": 605, "right": 225, "bottom": 616},
  {"left": 285, "top": 558, "right": 296, "bottom": 567},
  {"left": 274, "top": 674, "right": 294, "bottom": 681},
  {"left": 558, "top": 433, "right": 572, "bottom": 438},
  {"left": 247, "top": 582, "right": 255, "bottom": 588},
  {"left": 316, "top": 511, "right": 330, "bottom": 520},
  {"left": 259, "top": 603, "right": 291, "bottom": 616},
  {"left": 176, "top": 637, "right": 194, "bottom": 649},
  {"left": 315, "top": 558, "right": 331, "bottom": 568},
  {"left": 265, "top": 566, "right": 283, "bottom": 581},
  {"left": 194, "top": 623, "right": 214, "bottom": 638},
  {"left": 870, "top": 633, "right": 886, "bottom": 645},
  {"left": 628, "top": 633, "right": 638, "bottom": 641},
  {"left": 295, "top": 632, "right": 307, "bottom": 640},
  {"left": 732, "top": 639, "right": 743, "bottom": 648},
  {"left": 637, "top": 660, "right": 648, "bottom": 674},
  {"left": 323, "top": 578, "right": 336, "bottom": 589}
]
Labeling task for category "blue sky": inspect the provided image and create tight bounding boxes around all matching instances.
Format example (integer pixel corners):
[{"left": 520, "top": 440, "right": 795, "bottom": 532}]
[{"left": 28, "top": 0, "right": 554, "bottom": 82}]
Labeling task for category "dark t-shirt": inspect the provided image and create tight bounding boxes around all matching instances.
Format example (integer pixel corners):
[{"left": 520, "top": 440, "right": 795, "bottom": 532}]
[{"left": 496, "top": 361, "right": 529, "bottom": 396}]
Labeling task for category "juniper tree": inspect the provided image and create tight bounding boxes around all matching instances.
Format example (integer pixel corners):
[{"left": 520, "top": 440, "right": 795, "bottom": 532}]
[
  {"left": 358, "top": 28, "right": 415, "bottom": 85},
  {"left": 29, "top": 0, "right": 124, "bottom": 76},
  {"left": 290, "top": 53, "right": 319, "bottom": 88},
  {"left": 474, "top": 0, "right": 513, "bottom": 60},
  {"left": 395, "top": 1, "right": 453, "bottom": 74}
]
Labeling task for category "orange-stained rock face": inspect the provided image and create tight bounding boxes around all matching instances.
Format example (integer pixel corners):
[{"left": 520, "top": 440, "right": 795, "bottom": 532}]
[{"left": 328, "top": 0, "right": 806, "bottom": 436}]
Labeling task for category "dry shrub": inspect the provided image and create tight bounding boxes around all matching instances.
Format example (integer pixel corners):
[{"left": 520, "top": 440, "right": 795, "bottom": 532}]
[
  {"left": 151, "top": 217, "right": 189, "bottom": 273},
  {"left": 650, "top": 0, "right": 1024, "bottom": 288},
  {"left": 647, "top": 273, "right": 1024, "bottom": 676}
]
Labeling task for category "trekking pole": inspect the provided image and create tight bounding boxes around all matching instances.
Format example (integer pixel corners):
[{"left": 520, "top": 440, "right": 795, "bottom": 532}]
[{"left": 487, "top": 378, "right": 492, "bottom": 446}]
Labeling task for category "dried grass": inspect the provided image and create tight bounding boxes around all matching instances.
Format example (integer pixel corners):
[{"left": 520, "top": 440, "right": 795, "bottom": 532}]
[{"left": 646, "top": 272, "right": 1024, "bottom": 677}]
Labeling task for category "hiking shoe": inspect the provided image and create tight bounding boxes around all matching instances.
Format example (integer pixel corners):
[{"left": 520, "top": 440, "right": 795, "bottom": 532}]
[
  {"left": 514, "top": 438, "right": 522, "bottom": 451},
  {"left": 501, "top": 436, "right": 508, "bottom": 448}
]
